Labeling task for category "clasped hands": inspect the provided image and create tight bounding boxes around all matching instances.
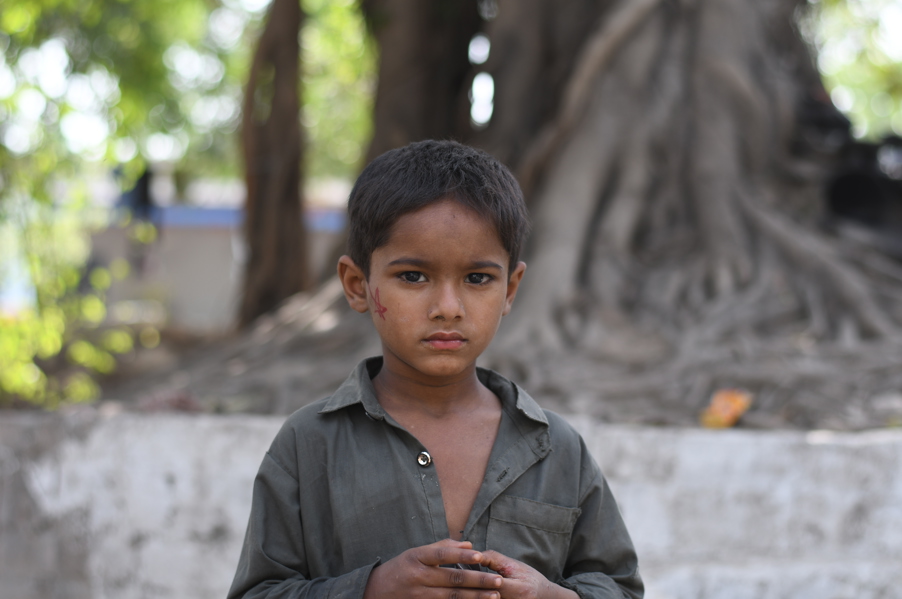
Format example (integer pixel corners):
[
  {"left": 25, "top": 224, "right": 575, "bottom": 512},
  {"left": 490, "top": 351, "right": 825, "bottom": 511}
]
[{"left": 362, "top": 538, "right": 578, "bottom": 599}]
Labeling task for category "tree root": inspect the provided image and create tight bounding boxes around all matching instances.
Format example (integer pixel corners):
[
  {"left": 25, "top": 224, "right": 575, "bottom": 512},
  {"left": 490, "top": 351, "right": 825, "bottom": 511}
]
[
  {"left": 738, "top": 190, "right": 899, "bottom": 338},
  {"left": 517, "top": 0, "right": 663, "bottom": 196},
  {"left": 511, "top": 335, "right": 902, "bottom": 430}
]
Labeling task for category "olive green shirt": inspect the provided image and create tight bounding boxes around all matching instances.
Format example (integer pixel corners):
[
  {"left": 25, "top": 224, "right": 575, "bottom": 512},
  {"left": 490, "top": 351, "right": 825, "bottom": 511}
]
[{"left": 228, "top": 358, "right": 643, "bottom": 598}]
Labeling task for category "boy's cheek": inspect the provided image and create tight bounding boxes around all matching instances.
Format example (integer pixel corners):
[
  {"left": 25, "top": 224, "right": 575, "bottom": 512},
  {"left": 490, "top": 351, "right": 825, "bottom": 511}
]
[{"left": 368, "top": 286, "right": 390, "bottom": 320}]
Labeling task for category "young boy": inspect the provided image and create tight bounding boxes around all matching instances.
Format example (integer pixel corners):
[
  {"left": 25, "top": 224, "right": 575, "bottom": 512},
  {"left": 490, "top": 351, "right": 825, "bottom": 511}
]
[{"left": 228, "top": 140, "right": 643, "bottom": 599}]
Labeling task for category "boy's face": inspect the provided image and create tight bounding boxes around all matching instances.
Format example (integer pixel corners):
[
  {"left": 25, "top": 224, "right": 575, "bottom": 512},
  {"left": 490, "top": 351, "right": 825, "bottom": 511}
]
[{"left": 338, "top": 198, "right": 526, "bottom": 384}]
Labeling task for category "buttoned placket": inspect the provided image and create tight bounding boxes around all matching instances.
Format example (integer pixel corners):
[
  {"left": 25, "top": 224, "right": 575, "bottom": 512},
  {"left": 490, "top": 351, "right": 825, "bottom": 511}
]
[
  {"left": 318, "top": 358, "right": 553, "bottom": 550},
  {"left": 370, "top": 394, "right": 552, "bottom": 548},
  {"left": 372, "top": 410, "right": 450, "bottom": 541}
]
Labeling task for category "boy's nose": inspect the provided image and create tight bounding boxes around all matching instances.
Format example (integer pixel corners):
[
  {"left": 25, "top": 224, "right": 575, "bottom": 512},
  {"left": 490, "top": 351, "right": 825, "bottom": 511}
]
[{"left": 428, "top": 283, "right": 464, "bottom": 320}]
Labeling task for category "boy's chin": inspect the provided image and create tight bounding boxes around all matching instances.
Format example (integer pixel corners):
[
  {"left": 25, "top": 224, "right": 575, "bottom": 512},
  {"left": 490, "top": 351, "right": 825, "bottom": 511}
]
[{"left": 384, "top": 352, "right": 479, "bottom": 381}]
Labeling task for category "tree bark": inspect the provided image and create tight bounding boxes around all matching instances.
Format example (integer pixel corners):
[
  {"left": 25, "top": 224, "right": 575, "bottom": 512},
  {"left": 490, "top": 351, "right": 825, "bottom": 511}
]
[
  {"left": 360, "top": 0, "right": 482, "bottom": 161},
  {"left": 239, "top": 0, "right": 310, "bottom": 328}
]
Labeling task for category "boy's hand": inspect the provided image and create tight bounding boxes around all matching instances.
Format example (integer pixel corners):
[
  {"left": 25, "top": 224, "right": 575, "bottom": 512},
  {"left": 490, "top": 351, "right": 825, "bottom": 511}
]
[
  {"left": 479, "top": 551, "right": 579, "bottom": 599},
  {"left": 363, "top": 539, "right": 503, "bottom": 599}
]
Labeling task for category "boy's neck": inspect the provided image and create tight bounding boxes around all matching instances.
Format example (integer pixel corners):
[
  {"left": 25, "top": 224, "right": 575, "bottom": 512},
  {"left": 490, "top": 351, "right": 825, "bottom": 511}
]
[{"left": 372, "top": 362, "right": 495, "bottom": 418}]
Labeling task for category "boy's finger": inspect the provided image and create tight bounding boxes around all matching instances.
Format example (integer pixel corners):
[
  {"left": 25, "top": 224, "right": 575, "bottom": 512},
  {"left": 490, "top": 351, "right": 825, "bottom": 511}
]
[
  {"left": 419, "top": 544, "right": 481, "bottom": 567},
  {"left": 477, "top": 550, "right": 519, "bottom": 578},
  {"left": 438, "top": 568, "right": 503, "bottom": 591},
  {"left": 435, "top": 538, "right": 473, "bottom": 549},
  {"left": 429, "top": 593, "right": 500, "bottom": 599}
]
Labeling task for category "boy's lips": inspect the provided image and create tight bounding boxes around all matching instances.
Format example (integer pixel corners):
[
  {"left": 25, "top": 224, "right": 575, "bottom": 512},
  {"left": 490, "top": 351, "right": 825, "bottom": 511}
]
[{"left": 424, "top": 332, "right": 466, "bottom": 350}]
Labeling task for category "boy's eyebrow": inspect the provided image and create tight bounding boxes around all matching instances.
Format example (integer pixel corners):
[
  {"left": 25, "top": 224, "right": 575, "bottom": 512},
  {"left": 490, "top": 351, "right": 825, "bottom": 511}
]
[
  {"left": 469, "top": 260, "right": 504, "bottom": 270},
  {"left": 387, "top": 258, "right": 429, "bottom": 268},
  {"left": 387, "top": 258, "right": 504, "bottom": 270}
]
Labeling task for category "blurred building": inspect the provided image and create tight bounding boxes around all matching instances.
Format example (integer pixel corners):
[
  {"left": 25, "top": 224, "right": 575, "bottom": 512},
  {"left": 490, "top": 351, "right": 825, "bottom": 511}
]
[{"left": 91, "top": 172, "right": 348, "bottom": 333}]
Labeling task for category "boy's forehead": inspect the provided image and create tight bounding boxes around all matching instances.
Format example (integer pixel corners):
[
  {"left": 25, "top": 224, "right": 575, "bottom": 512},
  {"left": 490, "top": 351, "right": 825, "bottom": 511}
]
[
  {"left": 390, "top": 197, "right": 497, "bottom": 233},
  {"left": 377, "top": 199, "right": 509, "bottom": 262},
  {"left": 389, "top": 199, "right": 501, "bottom": 235}
]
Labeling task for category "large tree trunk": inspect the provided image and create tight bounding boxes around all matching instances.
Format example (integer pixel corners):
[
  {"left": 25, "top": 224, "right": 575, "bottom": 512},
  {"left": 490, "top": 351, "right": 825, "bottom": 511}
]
[
  {"left": 239, "top": 0, "right": 311, "bottom": 328},
  {"left": 360, "top": 0, "right": 482, "bottom": 160}
]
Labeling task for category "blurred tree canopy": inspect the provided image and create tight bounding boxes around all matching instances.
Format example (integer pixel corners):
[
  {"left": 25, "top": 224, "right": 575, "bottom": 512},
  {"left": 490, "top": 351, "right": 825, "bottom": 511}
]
[
  {"left": 1, "top": 0, "right": 232, "bottom": 406},
  {"left": 806, "top": 0, "right": 902, "bottom": 138},
  {"left": 303, "top": 0, "right": 375, "bottom": 178},
  {"left": 0, "top": 0, "right": 373, "bottom": 198},
  {"left": 0, "top": 0, "right": 372, "bottom": 406}
]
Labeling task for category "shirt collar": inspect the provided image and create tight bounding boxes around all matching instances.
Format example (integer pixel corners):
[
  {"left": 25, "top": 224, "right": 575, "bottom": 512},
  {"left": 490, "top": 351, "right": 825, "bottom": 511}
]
[{"left": 318, "top": 356, "right": 549, "bottom": 427}]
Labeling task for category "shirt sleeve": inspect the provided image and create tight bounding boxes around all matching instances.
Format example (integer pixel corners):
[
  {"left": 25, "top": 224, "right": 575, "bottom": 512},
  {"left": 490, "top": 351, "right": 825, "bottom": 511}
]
[
  {"left": 227, "top": 446, "right": 379, "bottom": 599},
  {"left": 558, "top": 440, "right": 644, "bottom": 599}
]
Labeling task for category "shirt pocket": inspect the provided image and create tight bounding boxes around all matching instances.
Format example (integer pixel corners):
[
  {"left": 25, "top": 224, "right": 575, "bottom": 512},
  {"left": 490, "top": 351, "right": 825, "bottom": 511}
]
[{"left": 485, "top": 494, "right": 581, "bottom": 581}]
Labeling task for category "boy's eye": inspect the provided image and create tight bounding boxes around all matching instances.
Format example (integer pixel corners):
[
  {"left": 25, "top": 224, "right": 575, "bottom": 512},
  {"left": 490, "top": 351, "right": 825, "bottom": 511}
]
[
  {"left": 466, "top": 273, "right": 493, "bottom": 285},
  {"left": 400, "top": 271, "right": 426, "bottom": 283}
]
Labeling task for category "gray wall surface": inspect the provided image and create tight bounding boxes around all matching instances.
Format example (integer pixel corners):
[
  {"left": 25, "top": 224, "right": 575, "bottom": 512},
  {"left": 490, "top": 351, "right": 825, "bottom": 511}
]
[{"left": 1, "top": 410, "right": 900, "bottom": 599}]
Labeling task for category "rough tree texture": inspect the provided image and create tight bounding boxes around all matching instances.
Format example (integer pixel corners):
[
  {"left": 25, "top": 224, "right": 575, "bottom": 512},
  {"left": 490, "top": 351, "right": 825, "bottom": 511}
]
[
  {"left": 102, "top": 0, "right": 902, "bottom": 430},
  {"left": 360, "top": 0, "right": 482, "bottom": 161},
  {"left": 238, "top": 0, "right": 311, "bottom": 327},
  {"left": 481, "top": 0, "right": 902, "bottom": 428}
]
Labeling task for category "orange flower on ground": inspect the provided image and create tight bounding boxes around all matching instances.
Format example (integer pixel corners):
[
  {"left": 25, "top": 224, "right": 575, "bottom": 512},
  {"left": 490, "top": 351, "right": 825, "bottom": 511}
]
[{"left": 700, "top": 388, "right": 753, "bottom": 428}]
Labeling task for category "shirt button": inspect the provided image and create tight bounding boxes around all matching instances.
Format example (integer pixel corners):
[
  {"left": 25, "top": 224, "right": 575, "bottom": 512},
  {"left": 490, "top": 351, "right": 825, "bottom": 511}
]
[{"left": 417, "top": 451, "right": 432, "bottom": 467}]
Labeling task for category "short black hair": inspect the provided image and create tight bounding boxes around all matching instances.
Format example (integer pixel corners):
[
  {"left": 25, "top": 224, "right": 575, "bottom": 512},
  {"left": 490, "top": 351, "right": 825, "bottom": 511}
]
[{"left": 347, "top": 140, "right": 530, "bottom": 279}]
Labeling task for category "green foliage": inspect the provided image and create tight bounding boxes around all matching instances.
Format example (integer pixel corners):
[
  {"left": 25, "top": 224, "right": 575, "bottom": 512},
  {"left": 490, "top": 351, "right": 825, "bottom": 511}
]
[
  {"left": 0, "top": 197, "right": 134, "bottom": 407},
  {"left": 303, "top": 0, "right": 376, "bottom": 178},
  {"left": 804, "top": 0, "right": 902, "bottom": 138},
  {"left": 0, "top": 0, "right": 240, "bottom": 407},
  {"left": 0, "top": 0, "right": 375, "bottom": 407}
]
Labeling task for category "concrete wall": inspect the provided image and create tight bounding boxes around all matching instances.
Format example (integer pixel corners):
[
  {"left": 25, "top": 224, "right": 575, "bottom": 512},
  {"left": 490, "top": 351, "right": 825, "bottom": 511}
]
[
  {"left": 571, "top": 422, "right": 902, "bottom": 599},
  {"left": 91, "top": 225, "right": 241, "bottom": 332},
  {"left": 1, "top": 411, "right": 900, "bottom": 599},
  {"left": 90, "top": 211, "right": 344, "bottom": 333}
]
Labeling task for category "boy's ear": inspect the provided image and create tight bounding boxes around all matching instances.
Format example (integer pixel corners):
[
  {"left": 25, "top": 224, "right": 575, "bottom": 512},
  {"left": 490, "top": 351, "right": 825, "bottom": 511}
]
[
  {"left": 337, "top": 255, "right": 370, "bottom": 314},
  {"left": 502, "top": 261, "right": 527, "bottom": 316}
]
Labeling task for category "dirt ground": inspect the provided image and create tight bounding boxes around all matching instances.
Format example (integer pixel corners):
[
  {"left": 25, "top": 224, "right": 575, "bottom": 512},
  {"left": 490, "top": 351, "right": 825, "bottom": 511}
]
[{"left": 93, "top": 292, "right": 902, "bottom": 432}]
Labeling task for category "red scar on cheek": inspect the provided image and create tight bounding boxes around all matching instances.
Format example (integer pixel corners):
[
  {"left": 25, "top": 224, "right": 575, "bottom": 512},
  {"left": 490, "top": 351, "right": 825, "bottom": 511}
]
[{"left": 371, "top": 288, "right": 388, "bottom": 320}]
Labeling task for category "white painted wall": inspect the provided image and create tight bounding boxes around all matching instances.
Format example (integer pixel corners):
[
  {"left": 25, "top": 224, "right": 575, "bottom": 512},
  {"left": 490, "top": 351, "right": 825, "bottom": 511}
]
[
  {"left": 569, "top": 422, "right": 902, "bottom": 599},
  {"left": 21, "top": 415, "right": 277, "bottom": 599},
  {"left": 4, "top": 413, "right": 901, "bottom": 599}
]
